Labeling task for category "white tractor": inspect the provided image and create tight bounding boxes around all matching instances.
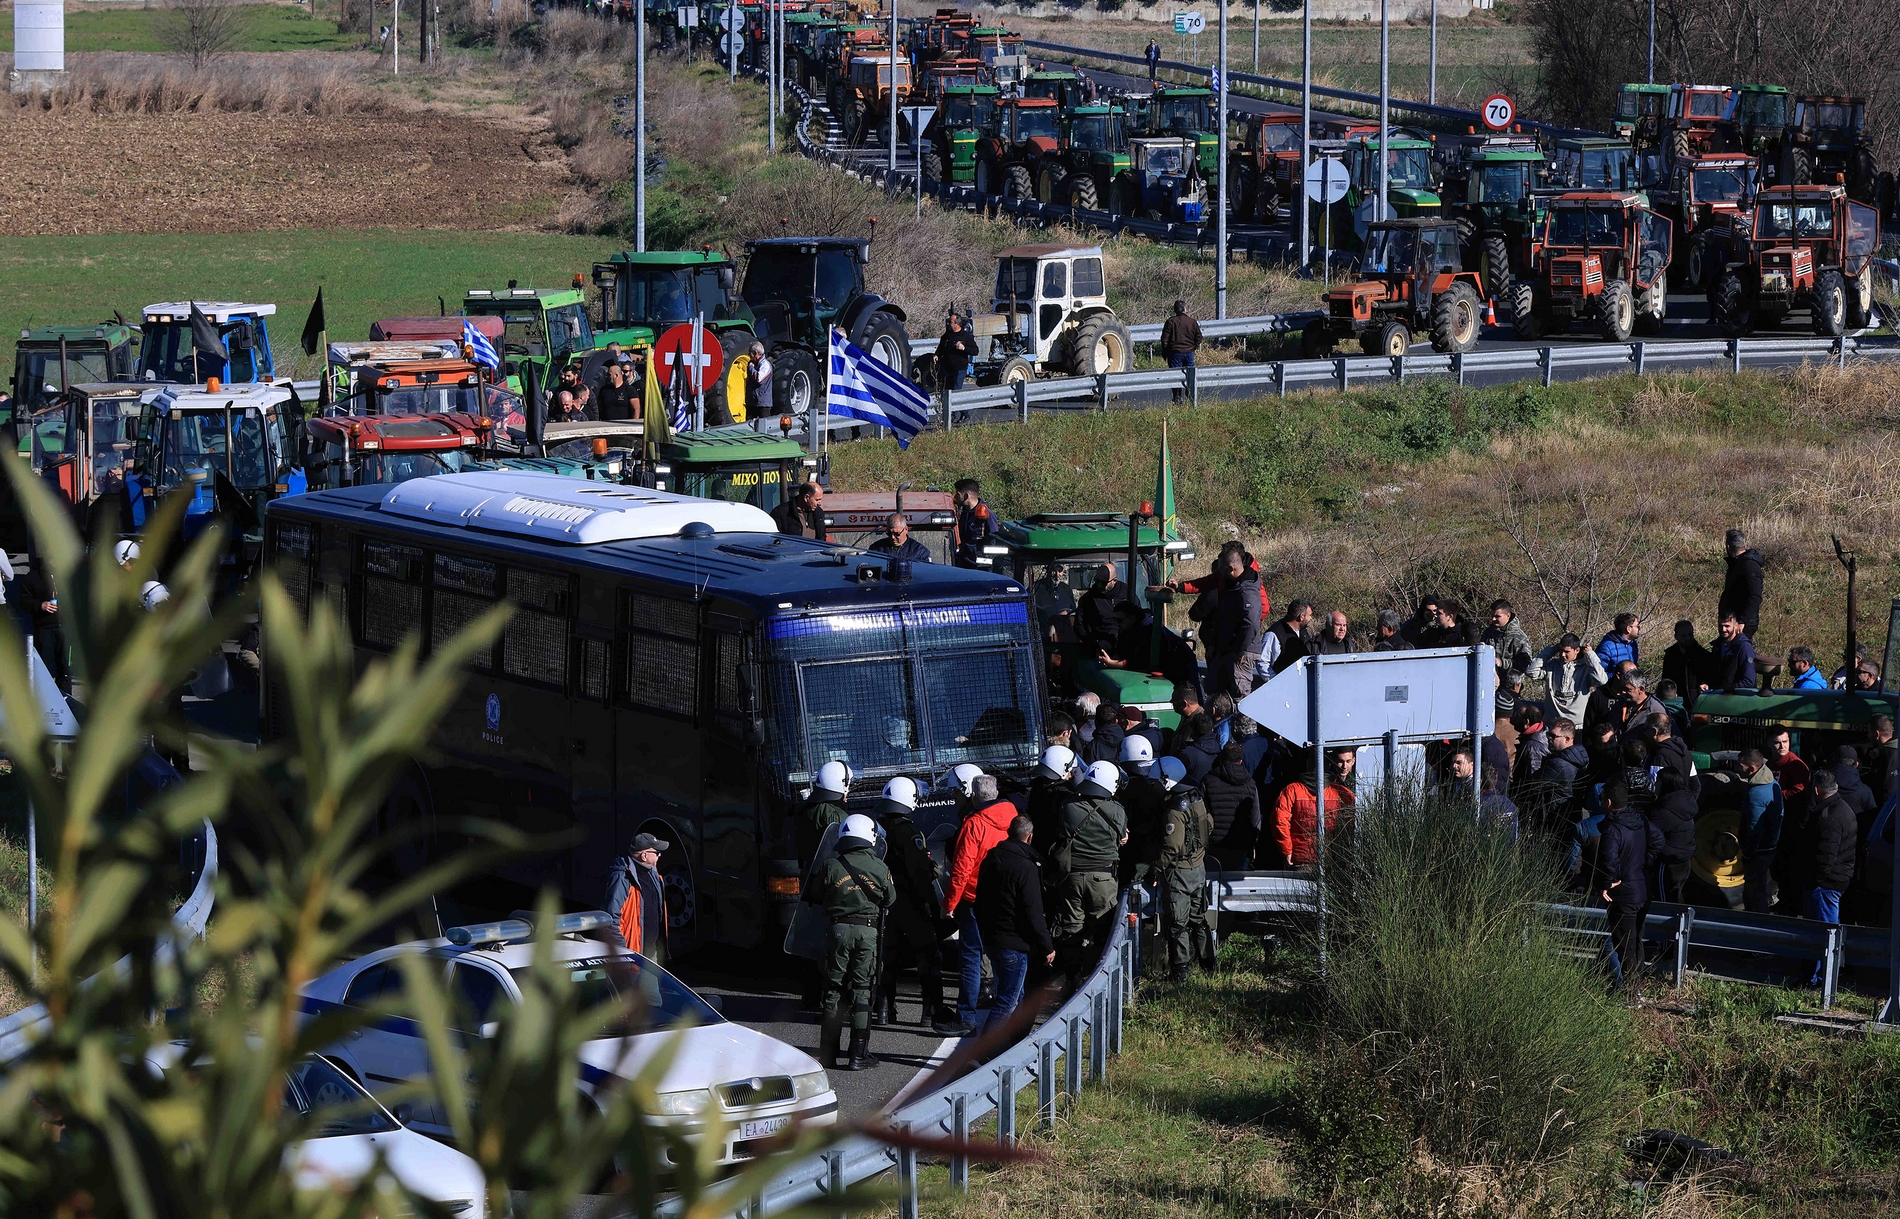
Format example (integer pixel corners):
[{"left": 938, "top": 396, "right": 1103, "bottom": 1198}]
[{"left": 967, "top": 244, "right": 1135, "bottom": 383}]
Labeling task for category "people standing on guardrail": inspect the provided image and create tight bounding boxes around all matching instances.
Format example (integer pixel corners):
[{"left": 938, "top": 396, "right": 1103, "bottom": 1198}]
[
  {"left": 872, "top": 777, "right": 967, "bottom": 1036},
  {"left": 976, "top": 815, "right": 1055, "bottom": 1026},
  {"left": 1481, "top": 600, "right": 1535, "bottom": 678},
  {"left": 1154, "top": 756, "right": 1216, "bottom": 983},
  {"left": 1720, "top": 529, "right": 1764, "bottom": 640},
  {"left": 1145, "top": 39, "right": 1161, "bottom": 82},
  {"left": 1270, "top": 748, "right": 1356, "bottom": 869},
  {"left": 1203, "top": 742, "right": 1260, "bottom": 869},
  {"left": 607, "top": 833, "right": 671, "bottom": 966},
  {"left": 1802, "top": 769, "right": 1856, "bottom": 987},
  {"left": 1662, "top": 620, "right": 1714, "bottom": 711},
  {"left": 1736, "top": 748, "right": 1784, "bottom": 913},
  {"left": 1261, "top": 598, "right": 1313, "bottom": 678},
  {"left": 1160, "top": 301, "right": 1203, "bottom": 404},
  {"left": 935, "top": 315, "right": 978, "bottom": 393},
  {"left": 1598, "top": 780, "right": 1663, "bottom": 999},
  {"left": 1528, "top": 634, "right": 1608, "bottom": 729},
  {"left": 1049, "top": 761, "right": 1129, "bottom": 982},
  {"left": 945, "top": 773, "right": 1017, "bottom": 1033},
  {"left": 809, "top": 813, "right": 896, "bottom": 1070},
  {"left": 1650, "top": 769, "right": 1698, "bottom": 905}
]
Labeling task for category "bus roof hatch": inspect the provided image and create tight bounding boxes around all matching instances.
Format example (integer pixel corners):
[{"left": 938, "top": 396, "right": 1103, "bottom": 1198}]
[{"left": 377, "top": 470, "right": 778, "bottom": 544}]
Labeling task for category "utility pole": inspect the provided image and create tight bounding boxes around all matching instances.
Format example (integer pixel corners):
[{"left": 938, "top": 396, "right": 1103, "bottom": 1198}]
[
  {"left": 1215, "top": 0, "right": 1229, "bottom": 319},
  {"left": 1252, "top": 0, "right": 1259, "bottom": 72},
  {"left": 1377, "top": 0, "right": 1389, "bottom": 223},
  {"left": 392, "top": 0, "right": 399, "bottom": 75},
  {"left": 888, "top": 0, "right": 899, "bottom": 197},
  {"left": 1647, "top": 0, "right": 1656, "bottom": 83},
  {"left": 1299, "top": 0, "right": 1310, "bottom": 271},
  {"left": 730, "top": 0, "right": 737, "bottom": 83},
  {"left": 1429, "top": 0, "right": 1438, "bottom": 107},
  {"left": 635, "top": 0, "right": 647, "bottom": 252},
  {"left": 767, "top": 0, "right": 777, "bottom": 155}
]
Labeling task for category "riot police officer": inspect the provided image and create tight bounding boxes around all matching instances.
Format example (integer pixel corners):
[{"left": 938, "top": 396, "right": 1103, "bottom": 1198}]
[
  {"left": 806, "top": 813, "right": 895, "bottom": 1071},
  {"left": 796, "top": 760, "right": 854, "bottom": 876},
  {"left": 1027, "top": 745, "right": 1079, "bottom": 856},
  {"left": 1155, "top": 756, "right": 1216, "bottom": 983},
  {"left": 1048, "top": 760, "right": 1128, "bottom": 981},
  {"left": 873, "top": 777, "right": 968, "bottom": 1035},
  {"left": 1118, "top": 736, "right": 1168, "bottom": 888}
]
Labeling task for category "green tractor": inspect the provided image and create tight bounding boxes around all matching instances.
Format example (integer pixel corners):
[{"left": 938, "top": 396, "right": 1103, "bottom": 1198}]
[
  {"left": 1020, "top": 65, "right": 1093, "bottom": 109},
  {"left": 643, "top": 428, "right": 818, "bottom": 513},
  {"left": 918, "top": 84, "right": 1001, "bottom": 186},
  {"left": 995, "top": 511, "right": 1197, "bottom": 731},
  {"left": 1123, "top": 86, "right": 1219, "bottom": 182},
  {"left": 739, "top": 235, "right": 913, "bottom": 418},
  {"left": 1036, "top": 104, "right": 1131, "bottom": 209},
  {"left": 1440, "top": 139, "right": 1549, "bottom": 297},
  {"left": 461, "top": 280, "right": 643, "bottom": 396},
  {"left": 9, "top": 320, "right": 139, "bottom": 426},
  {"left": 1613, "top": 82, "right": 1671, "bottom": 153},
  {"left": 1550, "top": 136, "right": 1645, "bottom": 191},
  {"left": 590, "top": 249, "right": 758, "bottom": 426},
  {"left": 1321, "top": 133, "right": 1443, "bottom": 251},
  {"left": 1727, "top": 84, "right": 1792, "bottom": 178},
  {"left": 789, "top": 14, "right": 841, "bottom": 93}
]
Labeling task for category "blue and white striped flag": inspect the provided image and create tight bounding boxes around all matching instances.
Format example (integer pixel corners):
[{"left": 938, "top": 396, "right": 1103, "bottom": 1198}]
[
  {"left": 462, "top": 318, "right": 501, "bottom": 370},
  {"left": 827, "top": 328, "right": 930, "bottom": 449}
]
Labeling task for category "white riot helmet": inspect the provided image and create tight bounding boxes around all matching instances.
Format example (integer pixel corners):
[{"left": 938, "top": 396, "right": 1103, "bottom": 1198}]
[
  {"left": 114, "top": 539, "right": 141, "bottom": 567},
  {"left": 139, "top": 580, "right": 171, "bottom": 611},
  {"left": 1157, "top": 755, "right": 1188, "bottom": 791},
  {"left": 814, "top": 759, "right": 854, "bottom": 797},
  {"left": 1037, "top": 745, "right": 1077, "bottom": 782},
  {"left": 838, "top": 813, "right": 878, "bottom": 848},
  {"left": 1080, "top": 760, "right": 1122, "bottom": 798},
  {"left": 1120, "top": 734, "right": 1155, "bottom": 774},
  {"left": 942, "top": 763, "right": 985, "bottom": 798},
  {"left": 881, "top": 776, "right": 921, "bottom": 810}
]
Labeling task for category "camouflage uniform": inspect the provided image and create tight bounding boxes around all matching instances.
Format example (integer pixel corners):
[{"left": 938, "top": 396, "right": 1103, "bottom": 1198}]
[{"left": 1156, "top": 785, "right": 1216, "bottom": 981}]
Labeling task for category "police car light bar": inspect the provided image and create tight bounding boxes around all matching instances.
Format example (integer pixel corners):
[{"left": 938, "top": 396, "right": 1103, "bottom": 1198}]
[
  {"left": 446, "top": 918, "right": 534, "bottom": 947},
  {"left": 553, "top": 910, "right": 617, "bottom": 935}
]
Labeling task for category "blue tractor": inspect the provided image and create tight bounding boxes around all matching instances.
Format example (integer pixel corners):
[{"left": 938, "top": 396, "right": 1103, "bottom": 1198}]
[
  {"left": 138, "top": 302, "right": 278, "bottom": 385},
  {"left": 1114, "top": 136, "right": 1208, "bottom": 224}
]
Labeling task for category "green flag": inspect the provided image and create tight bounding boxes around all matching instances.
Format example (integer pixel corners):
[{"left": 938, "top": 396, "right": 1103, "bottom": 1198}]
[{"left": 1154, "top": 419, "right": 1177, "bottom": 546}]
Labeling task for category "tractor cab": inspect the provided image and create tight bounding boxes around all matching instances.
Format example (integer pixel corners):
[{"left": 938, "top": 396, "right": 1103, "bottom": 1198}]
[
  {"left": 740, "top": 234, "right": 912, "bottom": 414},
  {"left": 1550, "top": 138, "right": 1642, "bottom": 191},
  {"left": 1021, "top": 67, "right": 1090, "bottom": 109},
  {"left": 920, "top": 84, "right": 1000, "bottom": 184},
  {"left": 324, "top": 339, "right": 463, "bottom": 407},
  {"left": 1124, "top": 138, "right": 1206, "bottom": 224},
  {"left": 461, "top": 282, "right": 639, "bottom": 393},
  {"left": 961, "top": 26, "right": 1022, "bottom": 74},
  {"left": 591, "top": 249, "right": 751, "bottom": 343},
  {"left": 1664, "top": 85, "right": 1733, "bottom": 166},
  {"left": 27, "top": 382, "right": 148, "bottom": 532},
  {"left": 1792, "top": 96, "right": 1866, "bottom": 156},
  {"left": 1126, "top": 87, "right": 1218, "bottom": 177},
  {"left": 997, "top": 96, "right": 1061, "bottom": 146},
  {"left": 133, "top": 381, "right": 302, "bottom": 543},
  {"left": 1728, "top": 84, "right": 1791, "bottom": 163},
  {"left": 1065, "top": 106, "right": 1127, "bottom": 155},
  {"left": 643, "top": 429, "right": 815, "bottom": 513},
  {"left": 301, "top": 412, "right": 489, "bottom": 491},
  {"left": 823, "top": 489, "right": 956, "bottom": 564},
  {"left": 1614, "top": 82, "right": 1671, "bottom": 148},
  {"left": 978, "top": 244, "right": 1131, "bottom": 377},
  {"left": 1787, "top": 96, "right": 1877, "bottom": 201},
  {"left": 1229, "top": 113, "right": 1306, "bottom": 223},
  {"left": 920, "top": 59, "right": 987, "bottom": 102},
  {"left": 1340, "top": 135, "right": 1442, "bottom": 244},
  {"left": 996, "top": 511, "right": 1196, "bottom": 729},
  {"left": 138, "top": 302, "right": 277, "bottom": 385},
  {"left": 9, "top": 322, "right": 139, "bottom": 421},
  {"left": 1659, "top": 154, "right": 1758, "bottom": 289}
]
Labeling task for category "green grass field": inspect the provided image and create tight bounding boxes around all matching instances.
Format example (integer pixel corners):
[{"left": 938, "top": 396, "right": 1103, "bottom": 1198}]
[
  {"left": 0, "top": 3, "right": 359, "bottom": 53},
  {"left": 0, "top": 229, "right": 633, "bottom": 379}
]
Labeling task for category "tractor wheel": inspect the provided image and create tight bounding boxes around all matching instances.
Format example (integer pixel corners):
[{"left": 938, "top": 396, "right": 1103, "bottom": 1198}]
[
  {"left": 773, "top": 347, "right": 820, "bottom": 420},
  {"left": 1061, "top": 314, "right": 1134, "bottom": 376},
  {"left": 1066, "top": 173, "right": 1100, "bottom": 212},
  {"left": 1480, "top": 233, "right": 1512, "bottom": 300},
  {"left": 1454, "top": 214, "right": 1478, "bottom": 262},
  {"left": 922, "top": 152, "right": 944, "bottom": 185},
  {"left": 1670, "top": 128, "right": 1692, "bottom": 167},
  {"left": 998, "top": 355, "right": 1035, "bottom": 385},
  {"left": 1846, "top": 272, "right": 1874, "bottom": 331},
  {"left": 1850, "top": 147, "right": 1878, "bottom": 204},
  {"left": 1684, "top": 230, "right": 1716, "bottom": 292},
  {"left": 1300, "top": 321, "right": 1335, "bottom": 358},
  {"left": 1788, "top": 145, "right": 1813, "bottom": 186},
  {"left": 975, "top": 159, "right": 995, "bottom": 196},
  {"left": 1811, "top": 269, "right": 1847, "bottom": 337},
  {"left": 1710, "top": 271, "right": 1752, "bottom": 338},
  {"left": 851, "top": 310, "right": 914, "bottom": 379},
  {"left": 1107, "top": 175, "right": 1135, "bottom": 216},
  {"left": 844, "top": 98, "right": 865, "bottom": 146},
  {"left": 1036, "top": 166, "right": 1062, "bottom": 205},
  {"left": 1231, "top": 166, "right": 1256, "bottom": 222},
  {"left": 1363, "top": 321, "right": 1410, "bottom": 357},
  {"left": 1005, "top": 164, "right": 1034, "bottom": 200},
  {"left": 1634, "top": 283, "right": 1667, "bottom": 337},
  {"left": 1252, "top": 179, "right": 1278, "bottom": 223},
  {"left": 704, "top": 327, "right": 756, "bottom": 426},
  {"left": 1429, "top": 281, "right": 1483, "bottom": 354},
  {"left": 1508, "top": 280, "right": 1543, "bottom": 342},
  {"left": 1596, "top": 279, "right": 1634, "bottom": 342}
]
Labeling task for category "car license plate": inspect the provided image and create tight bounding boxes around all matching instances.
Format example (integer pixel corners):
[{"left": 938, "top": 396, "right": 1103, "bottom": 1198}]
[{"left": 740, "top": 1116, "right": 791, "bottom": 1141}]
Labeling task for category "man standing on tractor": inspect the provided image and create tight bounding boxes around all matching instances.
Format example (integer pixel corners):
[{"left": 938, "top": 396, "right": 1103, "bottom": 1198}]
[
  {"left": 1160, "top": 300, "right": 1203, "bottom": 404},
  {"left": 746, "top": 341, "right": 775, "bottom": 418},
  {"left": 595, "top": 357, "right": 638, "bottom": 422},
  {"left": 953, "top": 478, "right": 995, "bottom": 568}
]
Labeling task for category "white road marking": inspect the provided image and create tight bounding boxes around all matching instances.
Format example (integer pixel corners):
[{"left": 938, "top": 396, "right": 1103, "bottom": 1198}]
[{"left": 880, "top": 1035, "right": 962, "bottom": 1113}]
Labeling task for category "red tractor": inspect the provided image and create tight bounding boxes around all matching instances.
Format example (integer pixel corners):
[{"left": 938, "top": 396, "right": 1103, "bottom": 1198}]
[
  {"left": 973, "top": 97, "right": 1062, "bottom": 198},
  {"left": 1663, "top": 84, "right": 1732, "bottom": 169},
  {"left": 1305, "top": 218, "right": 1486, "bottom": 357},
  {"left": 1510, "top": 191, "right": 1673, "bottom": 342},
  {"left": 1709, "top": 182, "right": 1881, "bottom": 337},
  {"left": 1229, "top": 113, "right": 1304, "bottom": 223},
  {"left": 1654, "top": 153, "right": 1756, "bottom": 291}
]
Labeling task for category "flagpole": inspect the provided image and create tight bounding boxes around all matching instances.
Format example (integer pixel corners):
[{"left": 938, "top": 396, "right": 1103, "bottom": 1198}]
[{"left": 691, "top": 314, "right": 705, "bottom": 431}]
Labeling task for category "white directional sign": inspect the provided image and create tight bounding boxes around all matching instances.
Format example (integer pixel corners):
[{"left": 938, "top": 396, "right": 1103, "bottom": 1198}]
[
  {"left": 1173, "top": 11, "right": 1205, "bottom": 34},
  {"left": 1483, "top": 93, "right": 1515, "bottom": 131},
  {"left": 680, "top": 6, "right": 701, "bottom": 26},
  {"left": 1235, "top": 646, "right": 1495, "bottom": 748},
  {"left": 1304, "top": 156, "right": 1349, "bottom": 204}
]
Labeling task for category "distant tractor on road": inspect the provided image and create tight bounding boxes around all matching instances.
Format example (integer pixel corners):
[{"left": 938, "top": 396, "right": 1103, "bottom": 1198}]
[
  {"left": 968, "top": 244, "right": 1133, "bottom": 382},
  {"left": 1654, "top": 153, "right": 1757, "bottom": 290},
  {"left": 1306, "top": 219, "right": 1486, "bottom": 357},
  {"left": 139, "top": 302, "right": 277, "bottom": 386},
  {"left": 740, "top": 235, "right": 913, "bottom": 416}
]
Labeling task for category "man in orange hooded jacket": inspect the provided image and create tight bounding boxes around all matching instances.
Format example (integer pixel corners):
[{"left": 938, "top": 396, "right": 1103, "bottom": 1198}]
[
  {"left": 1270, "top": 748, "right": 1357, "bottom": 868},
  {"left": 944, "top": 773, "right": 1017, "bottom": 1031}
]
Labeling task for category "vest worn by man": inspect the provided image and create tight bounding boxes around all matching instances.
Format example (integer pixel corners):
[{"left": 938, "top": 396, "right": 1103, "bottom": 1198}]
[
  {"left": 1052, "top": 794, "right": 1127, "bottom": 877},
  {"left": 809, "top": 846, "right": 896, "bottom": 924},
  {"left": 796, "top": 796, "right": 848, "bottom": 873},
  {"left": 1155, "top": 788, "right": 1214, "bottom": 873}
]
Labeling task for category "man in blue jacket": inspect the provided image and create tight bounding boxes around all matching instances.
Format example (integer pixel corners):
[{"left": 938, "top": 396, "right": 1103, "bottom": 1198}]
[
  {"left": 1597, "top": 613, "right": 1641, "bottom": 671},
  {"left": 1709, "top": 613, "right": 1757, "bottom": 690}
]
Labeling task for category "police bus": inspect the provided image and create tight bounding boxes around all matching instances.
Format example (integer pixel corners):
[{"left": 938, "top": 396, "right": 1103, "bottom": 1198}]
[{"left": 262, "top": 471, "right": 1043, "bottom": 953}]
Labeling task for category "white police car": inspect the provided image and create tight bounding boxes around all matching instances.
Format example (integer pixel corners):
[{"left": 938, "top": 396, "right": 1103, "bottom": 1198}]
[{"left": 300, "top": 911, "right": 837, "bottom": 1165}]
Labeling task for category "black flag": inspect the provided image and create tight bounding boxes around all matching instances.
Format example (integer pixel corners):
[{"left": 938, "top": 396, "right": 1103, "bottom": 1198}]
[
  {"left": 189, "top": 302, "right": 227, "bottom": 364},
  {"left": 301, "top": 288, "right": 327, "bottom": 357}
]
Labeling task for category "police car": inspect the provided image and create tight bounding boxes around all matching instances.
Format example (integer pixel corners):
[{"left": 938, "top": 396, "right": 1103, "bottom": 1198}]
[{"left": 300, "top": 911, "right": 838, "bottom": 1164}]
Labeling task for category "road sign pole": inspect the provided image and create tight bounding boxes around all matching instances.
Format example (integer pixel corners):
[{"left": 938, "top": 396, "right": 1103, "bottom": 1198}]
[
  {"left": 768, "top": 3, "right": 777, "bottom": 155},
  {"left": 1378, "top": 0, "right": 1389, "bottom": 224},
  {"left": 889, "top": 0, "right": 899, "bottom": 196},
  {"left": 1252, "top": 0, "right": 1259, "bottom": 71},
  {"left": 1299, "top": 0, "right": 1311, "bottom": 271},
  {"left": 729, "top": 1, "right": 737, "bottom": 82},
  {"left": 691, "top": 313, "right": 705, "bottom": 431},
  {"left": 1215, "top": 2, "right": 1228, "bottom": 320},
  {"left": 1311, "top": 659, "right": 1327, "bottom": 976},
  {"left": 1321, "top": 160, "right": 1331, "bottom": 290},
  {"left": 1429, "top": 0, "right": 1438, "bottom": 107}
]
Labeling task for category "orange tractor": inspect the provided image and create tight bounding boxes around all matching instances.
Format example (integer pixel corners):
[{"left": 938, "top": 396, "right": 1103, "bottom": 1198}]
[
  {"left": 1510, "top": 191, "right": 1673, "bottom": 341},
  {"left": 1304, "top": 218, "right": 1486, "bottom": 357},
  {"left": 1709, "top": 182, "right": 1881, "bottom": 337},
  {"left": 1229, "top": 113, "right": 1304, "bottom": 223}
]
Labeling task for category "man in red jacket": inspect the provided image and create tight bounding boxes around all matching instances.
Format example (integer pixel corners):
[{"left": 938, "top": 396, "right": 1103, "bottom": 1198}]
[
  {"left": 1270, "top": 748, "right": 1357, "bottom": 867},
  {"left": 944, "top": 773, "right": 1017, "bottom": 1031}
]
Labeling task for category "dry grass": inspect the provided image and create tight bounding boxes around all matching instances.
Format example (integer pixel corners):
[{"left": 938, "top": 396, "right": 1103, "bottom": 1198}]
[{"left": 4, "top": 50, "right": 392, "bottom": 115}]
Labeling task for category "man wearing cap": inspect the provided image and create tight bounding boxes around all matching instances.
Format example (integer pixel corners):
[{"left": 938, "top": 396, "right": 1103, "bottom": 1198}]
[
  {"left": 805, "top": 814, "right": 895, "bottom": 1070},
  {"left": 607, "top": 833, "right": 670, "bottom": 966}
]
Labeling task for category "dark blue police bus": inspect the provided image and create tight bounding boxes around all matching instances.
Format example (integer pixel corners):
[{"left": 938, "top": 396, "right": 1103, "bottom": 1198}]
[{"left": 262, "top": 471, "right": 1042, "bottom": 952}]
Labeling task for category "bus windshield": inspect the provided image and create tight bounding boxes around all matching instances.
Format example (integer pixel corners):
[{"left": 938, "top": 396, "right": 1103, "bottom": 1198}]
[{"left": 765, "top": 602, "right": 1040, "bottom": 780}]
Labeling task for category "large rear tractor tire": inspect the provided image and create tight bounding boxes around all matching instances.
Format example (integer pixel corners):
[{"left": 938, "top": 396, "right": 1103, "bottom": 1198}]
[
  {"left": 773, "top": 346, "right": 820, "bottom": 421},
  {"left": 1634, "top": 283, "right": 1667, "bottom": 336},
  {"left": 703, "top": 327, "right": 756, "bottom": 426},
  {"left": 1036, "top": 166, "right": 1062, "bottom": 205},
  {"left": 1846, "top": 272, "right": 1873, "bottom": 331},
  {"left": 1429, "top": 281, "right": 1483, "bottom": 354},
  {"left": 1788, "top": 145, "right": 1813, "bottom": 186},
  {"left": 851, "top": 309, "right": 914, "bottom": 379},
  {"left": 1066, "top": 173, "right": 1100, "bottom": 212},
  {"left": 1710, "top": 271, "right": 1752, "bottom": 338},
  {"left": 974, "top": 158, "right": 994, "bottom": 196},
  {"left": 1004, "top": 163, "right": 1034, "bottom": 200},
  {"left": 1252, "top": 179, "right": 1278, "bottom": 223},
  {"left": 1596, "top": 279, "right": 1634, "bottom": 342},
  {"left": 1061, "top": 314, "right": 1134, "bottom": 376},
  {"left": 922, "top": 151, "right": 944, "bottom": 185},
  {"left": 1454, "top": 214, "right": 1478, "bottom": 259},
  {"left": 1230, "top": 166, "right": 1256, "bottom": 222},
  {"left": 1671, "top": 128, "right": 1692, "bottom": 167},
  {"left": 1851, "top": 147, "right": 1878, "bottom": 204},
  {"left": 1480, "top": 233, "right": 1512, "bottom": 300},
  {"left": 1107, "top": 175, "right": 1135, "bottom": 216},
  {"left": 844, "top": 98, "right": 865, "bottom": 146},
  {"left": 1508, "top": 280, "right": 1543, "bottom": 341},
  {"left": 1811, "top": 269, "right": 1847, "bottom": 337}
]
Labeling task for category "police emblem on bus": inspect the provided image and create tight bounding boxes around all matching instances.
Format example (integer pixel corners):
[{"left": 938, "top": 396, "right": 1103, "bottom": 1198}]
[{"left": 483, "top": 693, "right": 504, "bottom": 744}]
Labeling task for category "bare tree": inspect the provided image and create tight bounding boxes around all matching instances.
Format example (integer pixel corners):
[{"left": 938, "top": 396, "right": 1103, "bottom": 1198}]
[
  {"left": 158, "top": 0, "right": 252, "bottom": 70},
  {"left": 1494, "top": 467, "right": 1670, "bottom": 643}
]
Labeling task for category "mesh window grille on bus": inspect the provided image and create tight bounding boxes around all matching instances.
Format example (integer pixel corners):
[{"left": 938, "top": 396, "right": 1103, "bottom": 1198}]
[
  {"left": 361, "top": 540, "right": 424, "bottom": 650},
  {"left": 275, "top": 523, "right": 315, "bottom": 615},
  {"left": 623, "top": 592, "right": 699, "bottom": 718},
  {"left": 502, "top": 567, "right": 571, "bottom": 687},
  {"left": 430, "top": 552, "right": 498, "bottom": 670}
]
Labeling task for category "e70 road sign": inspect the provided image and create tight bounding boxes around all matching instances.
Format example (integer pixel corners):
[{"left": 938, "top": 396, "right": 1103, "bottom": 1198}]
[
  {"left": 1173, "top": 12, "right": 1205, "bottom": 34},
  {"left": 1482, "top": 94, "right": 1516, "bottom": 131}
]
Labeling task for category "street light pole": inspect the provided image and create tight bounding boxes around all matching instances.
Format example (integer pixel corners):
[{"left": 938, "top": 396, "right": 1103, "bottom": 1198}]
[
  {"left": 1216, "top": 0, "right": 1229, "bottom": 319},
  {"left": 1429, "top": 0, "right": 1438, "bottom": 107},
  {"left": 1647, "top": 0, "right": 1656, "bottom": 83},
  {"left": 1252, "top": 0, "right": 1259, "bottom": 72},
  {"left": 1299, "top": 0, "right": 1310, "bottom": 271},
  {"left": 888, "top": 0, "right": 898, "bottom": 197},
  {"left": 767, "top": 1, "right": 777, "bottom": 155},
  {"left": 635, "top": 0, "right": 646, "bottom": 251},
  {"left": 1377, "top": 0, "right": 1389, "bottom": 223}
]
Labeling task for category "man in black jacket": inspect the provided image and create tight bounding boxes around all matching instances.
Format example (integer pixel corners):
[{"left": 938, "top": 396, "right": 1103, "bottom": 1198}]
[
  {"left": 1719, "top": 529, "right": 1764, "bottom": 638},
  {"left": 1598, "top": 781, "right": 1663, "bottom": 998},
  {"left": 934, "top": 315, "right": 978, "bottom": 391},
  {"left": 975, "top": 816, "right": 1054, "bottom": 1027},
  {"left": 772, "top": 480, "right": 827, "bottom": 539},
  {"left": 873, "top": 777, "right": 967, "bottom": 1034},
  {"left": 1202, "top": 742, "right": 1259, "bottom": 868},
  {"left": 17, "top": 562, "right": 66, "bottom": 694},
  {"left": 1648, "top": 769, "right": 1699, "bottom": 904},
  {"left": 1803, "top": 769, "right": 1856, "bottom": 986},
  {"left": 1863, "top": 717, "right": 1895, "bottom": 805},
  {"left": 867, "top": 513, "right": 933, "bottom": 563}
]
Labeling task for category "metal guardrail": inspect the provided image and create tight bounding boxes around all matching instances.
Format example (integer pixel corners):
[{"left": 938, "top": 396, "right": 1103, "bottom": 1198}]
[
  {"left": 681, "top": 893, "right": 1139, "bottom": 1218},
  {"left": 0, "top": 822, "right": 219, "bottom": 1066},
  {"left": 906, "top": 310, "right": 1322, "bottom": 359},
  {"left": 1211, "top": 870, "right": 1891, "bottom": 1012}
]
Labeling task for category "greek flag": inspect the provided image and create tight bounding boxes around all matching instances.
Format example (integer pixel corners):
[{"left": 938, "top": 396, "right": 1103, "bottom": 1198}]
[
  {"left": 827, "top": 328, "right": 930, "bottom": 449},
  {"left": 1209, "top": 65, "right": 1222, "bottom": 94},
  {"left": 462, "top": 319, "right": 500, "bottom": 370}
]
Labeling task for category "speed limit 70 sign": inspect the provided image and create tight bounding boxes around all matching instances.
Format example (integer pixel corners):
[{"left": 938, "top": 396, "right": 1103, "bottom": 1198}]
[{"left": 1482, "top": 94, "right": 1515, "bottom": 131}]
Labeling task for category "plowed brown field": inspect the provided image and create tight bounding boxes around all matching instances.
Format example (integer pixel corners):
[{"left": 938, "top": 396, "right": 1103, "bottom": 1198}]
[{"left": 0, "top": 107, "right": 574, "bottom": 235}]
